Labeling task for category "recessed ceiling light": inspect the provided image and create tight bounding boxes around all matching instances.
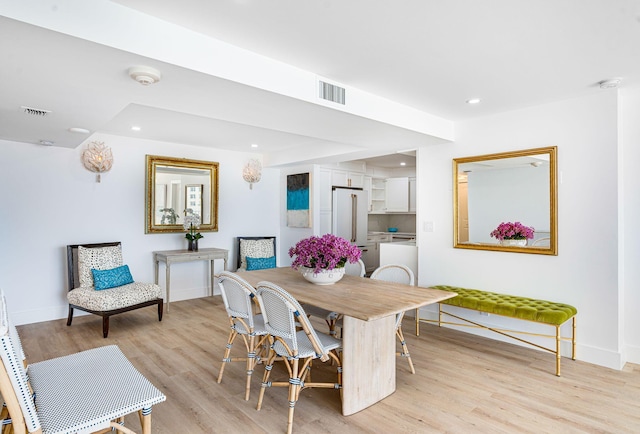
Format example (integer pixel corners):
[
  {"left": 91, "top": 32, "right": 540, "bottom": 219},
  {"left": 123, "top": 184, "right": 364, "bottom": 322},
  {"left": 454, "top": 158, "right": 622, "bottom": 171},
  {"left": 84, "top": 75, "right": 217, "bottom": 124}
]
[
  {"left": 400, "top": 162, "right": 406, "bottom": 166},
  {"left": 131, "top": 126, "right": 141, "bottom": 131},
  {"left": 68, "top": 127, "right": 90, "bottom": 134},
  {"left": 251, "top": 143, "right": 259, "bottom": 148},
  {"left": 466, "top": 98, "right": 481, "bottom": 104},
  {"left": 39, "top": 140, "right": 54, "bottom": 146}
]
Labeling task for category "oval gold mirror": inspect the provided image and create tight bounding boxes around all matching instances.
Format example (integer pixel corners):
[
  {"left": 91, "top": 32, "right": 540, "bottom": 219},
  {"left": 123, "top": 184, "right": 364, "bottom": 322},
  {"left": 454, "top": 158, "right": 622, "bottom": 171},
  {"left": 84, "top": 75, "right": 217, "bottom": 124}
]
[
  {"left": 454, "top": 146, "right": 557, "bottom": 255},
  {"left": 145, "top": 155, "right": 219, "bottom": 234}
]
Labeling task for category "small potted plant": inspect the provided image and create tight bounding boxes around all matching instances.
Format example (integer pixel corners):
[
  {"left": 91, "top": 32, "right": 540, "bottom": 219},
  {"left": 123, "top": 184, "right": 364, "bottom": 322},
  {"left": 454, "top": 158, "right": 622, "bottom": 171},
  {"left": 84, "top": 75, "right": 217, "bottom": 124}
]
[
  {"left": 183, "top": 212, "right": 203, "bottom": 251},
  {"left": 490, "top": 221, "right": 534, "bottom": 246},
  {"left": 289, "top": 234, "right": 362, "bottom": 285}
]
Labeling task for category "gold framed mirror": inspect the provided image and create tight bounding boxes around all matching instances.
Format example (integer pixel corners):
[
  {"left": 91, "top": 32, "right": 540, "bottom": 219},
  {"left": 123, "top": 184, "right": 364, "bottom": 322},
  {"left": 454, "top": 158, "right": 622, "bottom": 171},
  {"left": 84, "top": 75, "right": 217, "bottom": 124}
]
[
  {"left": 145, "top": 155, "right": 219, "bottom": 234},
  {"left": 453, "top": 146, "right": 557, "bottom": 255}
]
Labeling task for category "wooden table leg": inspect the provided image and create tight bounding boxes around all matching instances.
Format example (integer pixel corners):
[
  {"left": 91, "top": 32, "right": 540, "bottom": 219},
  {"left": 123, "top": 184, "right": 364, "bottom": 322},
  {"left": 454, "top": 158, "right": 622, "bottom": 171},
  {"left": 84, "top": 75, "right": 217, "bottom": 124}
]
[
  {"left": 165, "top": 262, "right": 171, "bottom": 312},
  {"left": 341, "top": 314, "right": 395, "bottom": 415},
  {"left": 210, "top": 259, "right": 215, "bottom": 297}
]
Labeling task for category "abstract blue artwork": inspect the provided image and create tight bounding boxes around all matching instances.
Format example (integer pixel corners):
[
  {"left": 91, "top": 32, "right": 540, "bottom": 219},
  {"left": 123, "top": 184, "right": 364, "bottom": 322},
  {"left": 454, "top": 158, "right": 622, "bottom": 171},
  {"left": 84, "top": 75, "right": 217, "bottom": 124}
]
[{"left": 287, "top": 173, "right": 310, "bottom": 227}]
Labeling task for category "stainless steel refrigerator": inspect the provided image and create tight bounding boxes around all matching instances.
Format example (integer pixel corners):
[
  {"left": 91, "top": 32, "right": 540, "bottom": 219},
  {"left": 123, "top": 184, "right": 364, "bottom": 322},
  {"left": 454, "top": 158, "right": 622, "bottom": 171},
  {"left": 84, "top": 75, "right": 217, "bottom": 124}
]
[{"left": 332, "top": 187, "right": 368, "bottom": 245}]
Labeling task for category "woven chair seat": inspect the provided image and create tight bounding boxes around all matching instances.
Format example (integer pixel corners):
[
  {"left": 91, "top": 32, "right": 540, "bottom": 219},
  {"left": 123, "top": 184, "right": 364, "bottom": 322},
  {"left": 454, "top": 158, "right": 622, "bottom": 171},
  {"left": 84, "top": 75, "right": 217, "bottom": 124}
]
[
  {"left": 232, "top": 313, "right": 268, "bottom": 335},
  {"left": 273, "top": 329, "right": 341, "bottom": 359},
  {"left": 27, "top": 345, "right": 166, "bottom": 433},
  {"left": 67, "top": 282, "right": 162, "bottom": 311}
]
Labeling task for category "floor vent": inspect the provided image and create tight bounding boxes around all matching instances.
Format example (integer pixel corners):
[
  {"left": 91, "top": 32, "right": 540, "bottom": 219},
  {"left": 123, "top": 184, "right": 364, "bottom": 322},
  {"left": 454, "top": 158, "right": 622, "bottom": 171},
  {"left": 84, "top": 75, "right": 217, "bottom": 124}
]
[
  {"left": 319, "top": 81, "right": 346, "bottom": 105},
  {"left": 21, "top": 106, "right": 51, "bottom": 116}
]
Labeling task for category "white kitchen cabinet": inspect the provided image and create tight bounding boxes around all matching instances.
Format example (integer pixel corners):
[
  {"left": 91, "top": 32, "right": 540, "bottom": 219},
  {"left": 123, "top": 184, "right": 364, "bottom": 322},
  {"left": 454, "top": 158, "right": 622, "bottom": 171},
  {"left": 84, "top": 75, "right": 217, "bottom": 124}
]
[
  {"left": 379, "top": 241, "right": 418, "bottom": 282},
  {"left": 332, "top": 169, "right": 364, "bottom": 188},
  {"left": 370, "top": 177, "right": 386, "bottom": 213},
  {"left": 409, "top": 177, "right": 417, "bottom": 213},
  {"left": 320, "top": 168, "right": 333, "bottom": 212},
  {"left": 385, "top": 177, "right": 409, "bottom": 212}
]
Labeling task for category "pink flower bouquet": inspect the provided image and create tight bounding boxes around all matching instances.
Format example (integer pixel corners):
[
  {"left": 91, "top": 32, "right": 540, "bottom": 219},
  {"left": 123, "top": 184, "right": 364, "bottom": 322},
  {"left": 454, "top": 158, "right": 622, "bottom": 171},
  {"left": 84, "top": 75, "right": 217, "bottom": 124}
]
[
  {"left": 289, "top": 234, "right": 361, "bottom": 273},
  {"left": 490, "top": 221, "right": 535, "bottom": 240}
]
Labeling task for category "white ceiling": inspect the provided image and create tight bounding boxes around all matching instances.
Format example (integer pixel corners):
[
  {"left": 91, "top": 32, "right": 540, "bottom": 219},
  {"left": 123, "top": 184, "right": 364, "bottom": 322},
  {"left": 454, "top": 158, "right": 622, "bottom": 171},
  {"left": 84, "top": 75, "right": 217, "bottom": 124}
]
[{"left": 2, "top": 0, "right": 639, "bottom": 167}]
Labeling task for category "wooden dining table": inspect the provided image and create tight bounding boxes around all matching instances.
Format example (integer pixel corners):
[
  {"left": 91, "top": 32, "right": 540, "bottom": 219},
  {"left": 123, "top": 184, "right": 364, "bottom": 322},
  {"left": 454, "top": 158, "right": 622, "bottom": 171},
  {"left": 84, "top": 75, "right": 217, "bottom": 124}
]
[{"left": 239, "top": 267, "right": 456, "bottom": 416}]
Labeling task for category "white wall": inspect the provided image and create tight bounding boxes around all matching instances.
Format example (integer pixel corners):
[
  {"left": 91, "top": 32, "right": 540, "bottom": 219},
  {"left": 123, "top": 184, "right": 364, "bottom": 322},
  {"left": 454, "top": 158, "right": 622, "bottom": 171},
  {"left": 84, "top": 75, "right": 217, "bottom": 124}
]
[
  {"left": 0, "top": 133, "right": 279, "bottom": 325},
  {"left": 418, "top": 91, "right": 624, "bottom": 369},
  {"left": 621, "top": 87, "right": 640, "bottom": 362}
]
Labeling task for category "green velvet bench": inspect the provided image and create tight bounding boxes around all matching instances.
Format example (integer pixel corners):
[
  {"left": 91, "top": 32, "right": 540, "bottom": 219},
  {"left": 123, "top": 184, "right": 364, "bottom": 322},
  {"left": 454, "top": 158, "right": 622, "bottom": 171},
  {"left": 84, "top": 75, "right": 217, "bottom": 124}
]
[{"left": 416, "top": 286, "right": 577, "bottom": 376}]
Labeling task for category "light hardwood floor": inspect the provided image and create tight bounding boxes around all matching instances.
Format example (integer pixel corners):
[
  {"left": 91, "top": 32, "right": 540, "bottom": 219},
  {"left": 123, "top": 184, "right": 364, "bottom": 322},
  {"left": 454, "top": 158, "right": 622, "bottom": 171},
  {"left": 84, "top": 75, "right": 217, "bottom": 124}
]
[{"left": 18, "top": 297, "right": 640, "bottom": 433}]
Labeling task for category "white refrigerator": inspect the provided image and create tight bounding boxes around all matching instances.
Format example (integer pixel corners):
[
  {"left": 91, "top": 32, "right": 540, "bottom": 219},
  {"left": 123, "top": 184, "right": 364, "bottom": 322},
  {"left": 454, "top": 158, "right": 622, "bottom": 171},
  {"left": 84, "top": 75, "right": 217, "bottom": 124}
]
[{"left": 332, "top": 187, "right": 368, "bottom": 245}]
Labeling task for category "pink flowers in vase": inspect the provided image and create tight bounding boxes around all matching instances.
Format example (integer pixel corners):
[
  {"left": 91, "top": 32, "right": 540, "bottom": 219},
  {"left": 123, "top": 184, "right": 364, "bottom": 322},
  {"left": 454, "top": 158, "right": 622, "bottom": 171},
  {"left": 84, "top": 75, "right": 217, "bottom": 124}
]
[
  {"left": 490, "top": 221, "right": 535, "bottom": 241},
  {"left": 289, "top": 234, "right": 362, "bottom": 274}
]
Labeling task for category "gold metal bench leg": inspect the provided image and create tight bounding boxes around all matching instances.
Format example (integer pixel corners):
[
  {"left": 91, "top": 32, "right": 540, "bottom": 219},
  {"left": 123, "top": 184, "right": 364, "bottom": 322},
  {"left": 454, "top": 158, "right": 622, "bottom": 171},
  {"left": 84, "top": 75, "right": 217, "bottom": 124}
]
[
  {"left": 415, "top": 308, "right": 420, "bottom": 336},
  {"left": 572, "top": 316, "right": 577, "bottom": 360},
  {"left": 555, "top": 325, "right": 561, "bottom": 377}
]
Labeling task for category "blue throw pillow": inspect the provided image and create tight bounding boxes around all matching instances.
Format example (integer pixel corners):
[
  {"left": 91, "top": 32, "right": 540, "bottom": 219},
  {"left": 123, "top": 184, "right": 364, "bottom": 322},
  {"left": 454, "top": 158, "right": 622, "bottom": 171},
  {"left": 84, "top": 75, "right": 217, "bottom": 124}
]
[
  {"left": 91, "top": 265, "right": 134, "bottom": 290},
  {"left": 246, "top": 256, "right": 276, "bottom": 271}
]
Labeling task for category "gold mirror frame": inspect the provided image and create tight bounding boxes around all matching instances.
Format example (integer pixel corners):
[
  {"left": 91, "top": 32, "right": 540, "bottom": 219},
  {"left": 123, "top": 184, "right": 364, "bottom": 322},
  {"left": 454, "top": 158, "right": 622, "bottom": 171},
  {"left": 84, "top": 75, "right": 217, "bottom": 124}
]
[
  {"left": 145, "top": 155, "right": 219, "bottom": 234},
  {"left": 453, "top": 146, "right": 557, "bottom": 255}
]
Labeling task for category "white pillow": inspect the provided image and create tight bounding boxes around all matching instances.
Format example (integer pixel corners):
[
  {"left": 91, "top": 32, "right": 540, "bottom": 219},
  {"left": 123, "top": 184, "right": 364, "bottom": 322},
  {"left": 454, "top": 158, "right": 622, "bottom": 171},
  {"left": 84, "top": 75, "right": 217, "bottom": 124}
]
[
  {"left": 77, "top": 245, "right": 123, "bottom": 288},
  {"left": 239, "top": 238, "right": 274, "bottom": 270}
]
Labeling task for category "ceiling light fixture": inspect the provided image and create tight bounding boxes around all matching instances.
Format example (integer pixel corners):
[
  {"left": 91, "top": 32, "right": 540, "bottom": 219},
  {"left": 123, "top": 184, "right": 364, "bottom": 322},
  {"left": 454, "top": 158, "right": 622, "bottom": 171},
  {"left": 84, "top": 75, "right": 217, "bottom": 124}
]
[
  {"left": 39, "top": 140, "right": 54, "bottom": 146},
  {"left": 251, "top": 143, "right": 259, "bottom": 148},
  {"left": 128, "top": 66, "right": 162, "bottom": 86},
  {"left": 68, "top": 127, "right": 90, "bottom": 134},
  {"left": 466, "top": 98, "right": 481, "bottom": 104},
  {"left": 599, "top": 78, "right": 621, "bottom": 89},
  {"left": 400, "top": 162, "right": 406, "bottom": 166},
  {"left": 131, "top": 126, "right": 141, "bottom": 131}
]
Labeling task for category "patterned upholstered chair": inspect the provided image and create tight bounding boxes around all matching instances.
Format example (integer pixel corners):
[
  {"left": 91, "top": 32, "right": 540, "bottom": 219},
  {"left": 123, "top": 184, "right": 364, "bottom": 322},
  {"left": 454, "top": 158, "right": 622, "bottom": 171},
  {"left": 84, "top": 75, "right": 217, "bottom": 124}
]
[
  {"left": 0, "top": 293, "right": 166, "bottom": 434},
  {"left": 66, "top": 242, "right": 163, "bottom": 338},
  {"left": 371, "top": 264, "right": 416, "bottom": 374},
  {"left": 216, "top": 271, "right": 270, "bottom": 401},
  {"left": 255, "top": 281, "right": 342, "bottom": 434},
  {"left": 236, "top": 236, "right": 277, "bottom": 271}
]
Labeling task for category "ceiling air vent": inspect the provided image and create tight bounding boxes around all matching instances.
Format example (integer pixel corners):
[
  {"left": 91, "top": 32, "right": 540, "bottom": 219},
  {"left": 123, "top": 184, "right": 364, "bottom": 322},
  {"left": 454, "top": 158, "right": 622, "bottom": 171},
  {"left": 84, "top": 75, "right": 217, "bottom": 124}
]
[
  {"left": 21, "top": 106, "right": 51, "bottom": 116},
  {"left": 319, "top": 81, "right": 345, "bottom": 105}
]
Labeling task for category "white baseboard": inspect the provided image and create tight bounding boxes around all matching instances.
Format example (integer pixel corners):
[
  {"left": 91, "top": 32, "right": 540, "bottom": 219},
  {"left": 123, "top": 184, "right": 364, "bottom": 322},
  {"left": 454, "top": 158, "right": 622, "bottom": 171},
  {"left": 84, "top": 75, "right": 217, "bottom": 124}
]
[{"left": 624, "top": 343, "right": 640, "bottom": 365}]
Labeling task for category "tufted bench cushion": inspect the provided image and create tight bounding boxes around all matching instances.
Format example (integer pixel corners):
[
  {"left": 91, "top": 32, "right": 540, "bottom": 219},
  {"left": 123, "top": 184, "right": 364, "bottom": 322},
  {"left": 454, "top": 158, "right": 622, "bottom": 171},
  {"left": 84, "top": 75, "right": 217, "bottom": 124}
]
[
  {"left": 430, "top": 285, "right": 577, "bottom": 325},
  {"left": 67, "top": 282, "right": 162, "bottom": 312}
]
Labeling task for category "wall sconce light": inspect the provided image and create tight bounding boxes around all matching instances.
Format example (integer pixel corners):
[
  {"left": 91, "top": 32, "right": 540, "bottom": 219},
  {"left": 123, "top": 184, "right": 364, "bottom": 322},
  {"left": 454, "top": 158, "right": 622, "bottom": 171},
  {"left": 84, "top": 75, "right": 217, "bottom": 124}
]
[
  {"left": 242, "top": 159, "right": 262, "bottom": 189},
  {"left": 82, "top": 141, "right": 113, "bottom": 182}
]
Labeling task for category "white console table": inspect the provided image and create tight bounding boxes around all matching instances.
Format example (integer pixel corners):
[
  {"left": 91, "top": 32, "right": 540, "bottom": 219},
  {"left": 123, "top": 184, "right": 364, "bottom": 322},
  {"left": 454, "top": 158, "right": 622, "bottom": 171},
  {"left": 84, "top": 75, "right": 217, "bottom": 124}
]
[{"left": 153, "top": 248, "right": 228, "bottom": 311}]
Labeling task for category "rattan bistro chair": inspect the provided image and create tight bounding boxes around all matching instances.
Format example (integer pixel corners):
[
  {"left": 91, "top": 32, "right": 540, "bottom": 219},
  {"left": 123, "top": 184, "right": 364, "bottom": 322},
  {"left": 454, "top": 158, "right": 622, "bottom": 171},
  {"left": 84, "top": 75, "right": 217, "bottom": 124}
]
[
  {"left": 0, "top": 294, "right": 166, "bottom": 434},
  {"left": 255, "top": 281, "right": 342, "bottom": 434},
  {"left": 216, "top": 271, "right": 270, "bottom": 401},
  {"left": 370, "top": 264, "right": 416, "bottom": 374}
]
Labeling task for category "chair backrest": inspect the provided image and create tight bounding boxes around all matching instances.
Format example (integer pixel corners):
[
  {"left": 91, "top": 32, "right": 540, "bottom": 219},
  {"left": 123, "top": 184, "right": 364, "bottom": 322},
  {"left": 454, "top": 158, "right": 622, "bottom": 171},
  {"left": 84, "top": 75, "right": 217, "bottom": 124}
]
[
  {"left": 236, "top": 237, "right": 277, "bottom": 270},
  {"left": 67, "top": 241, "right": 122, "bottom": 291},
  {"left": 370, "top": 264, "right": 415, "bottom": 286},
  {"left": 256, "top": 281, "right": 329, "bottom": 362},
  {"left": 344, "top": 259, "right": 366, "bottom": 277},
  {"left": 0, "top": 294, "right": 40, "bottom": 433},
  {"left": 370, "top": 264, "right": 415, "bottom": 328},
  {"left": 217, "top": 271, "right": 261, "bottom": 329}
]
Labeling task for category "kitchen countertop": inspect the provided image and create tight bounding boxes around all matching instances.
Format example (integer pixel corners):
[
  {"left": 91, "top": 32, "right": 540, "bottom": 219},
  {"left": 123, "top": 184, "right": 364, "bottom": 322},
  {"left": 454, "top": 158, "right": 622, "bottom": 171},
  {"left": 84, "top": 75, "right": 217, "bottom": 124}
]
[{"left": 368, "top": 231, "right": 416, "bottom": 236}]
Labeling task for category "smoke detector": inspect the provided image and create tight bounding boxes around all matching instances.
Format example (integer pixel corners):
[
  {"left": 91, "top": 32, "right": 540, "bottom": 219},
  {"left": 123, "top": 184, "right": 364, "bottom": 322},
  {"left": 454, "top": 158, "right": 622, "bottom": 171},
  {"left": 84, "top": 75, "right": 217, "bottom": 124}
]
[
  {"left": 128, "top": 66, "right": 162, "bottom": 86},
  {"left": 599, "top": 78, "right": 621, "bottom": 89}
]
